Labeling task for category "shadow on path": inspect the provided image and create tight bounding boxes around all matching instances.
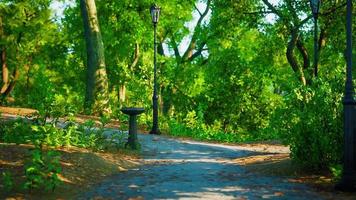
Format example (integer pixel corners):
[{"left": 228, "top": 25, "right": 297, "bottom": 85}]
[{"left": 78, "top": 134, "right": 324, "bottom": 200}]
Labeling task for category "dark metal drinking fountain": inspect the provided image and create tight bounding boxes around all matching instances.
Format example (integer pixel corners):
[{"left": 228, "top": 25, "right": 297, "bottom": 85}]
[{"left": 121, "top": 107, "right": 145, "bottom": 150}]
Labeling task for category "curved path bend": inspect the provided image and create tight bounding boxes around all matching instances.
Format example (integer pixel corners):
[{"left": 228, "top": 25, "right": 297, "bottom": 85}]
[{"left": 79, "top": 134, "right": 328, "bottom": 200}]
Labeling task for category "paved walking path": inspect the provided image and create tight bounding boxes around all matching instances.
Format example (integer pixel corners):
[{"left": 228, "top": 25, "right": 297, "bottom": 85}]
[{"left": 77, "top": 134, "right": 334, "bottom": 200}]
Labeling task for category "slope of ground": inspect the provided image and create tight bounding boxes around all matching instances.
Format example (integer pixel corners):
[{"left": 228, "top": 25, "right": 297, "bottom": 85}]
[
  {"left": 0, "top": 143, "right": 139, "bottom": 199},
  {"left": 0, "top": 107, "right": 139, "bottom": 199}
]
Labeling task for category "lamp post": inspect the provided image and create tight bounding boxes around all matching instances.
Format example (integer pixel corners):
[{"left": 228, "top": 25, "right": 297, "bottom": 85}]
[
  {"left": 335, "top": 0, "right": 356, "bottom": 191},
  {"left": 309, "top": 0, "right": 320, "bottom": 77},
  {"left": 149, "top": 4, "right": 161, "bottom": 135}
]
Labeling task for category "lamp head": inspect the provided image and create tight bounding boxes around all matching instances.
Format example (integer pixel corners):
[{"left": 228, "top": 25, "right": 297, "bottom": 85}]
[{"left": 150, "top": 4, "right": 160, "bottom": 24}]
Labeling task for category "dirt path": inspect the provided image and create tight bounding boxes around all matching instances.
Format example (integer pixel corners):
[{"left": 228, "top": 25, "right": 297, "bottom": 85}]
[{"left": 77, "top": 134, "right": 340, "bottom": 200}]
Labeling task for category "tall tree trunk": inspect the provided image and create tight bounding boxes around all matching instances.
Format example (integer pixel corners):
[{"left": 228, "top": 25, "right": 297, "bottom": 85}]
[
  {"left": 3, "top": 67, "right": 19, "bottom": 97},
  {"left": 0, "top": 49, "right": 20, "bottom": 103},
  {"left": 0, "top": 49, "right": 9, "bottom": 94},
  {"left": 80, "top": 0, "right": 110, "bottom": 115},
  {"left": 119, "top": 85, "right": 126, "bottom": 102}
]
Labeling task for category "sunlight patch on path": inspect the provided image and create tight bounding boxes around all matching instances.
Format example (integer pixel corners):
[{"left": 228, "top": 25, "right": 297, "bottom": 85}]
[{"left": 79, "top": 134, "right": 324, "bottom": 200}]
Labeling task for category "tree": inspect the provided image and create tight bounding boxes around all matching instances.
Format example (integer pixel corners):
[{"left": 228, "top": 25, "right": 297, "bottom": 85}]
[
  {"left": 92, "top": 0, "right": 198, "bottom": 114},
  {"left": 159, "top": 0, "right": 211, "bottom": 116},
  {"left": 0, "top": 0, "right": 56, "bottom": 104},
  {"left": 80, "top": 0, "right": 110, "bottom": 114},
  {"left": 259, "top": 0, "right": 347, "bottom": 85}
]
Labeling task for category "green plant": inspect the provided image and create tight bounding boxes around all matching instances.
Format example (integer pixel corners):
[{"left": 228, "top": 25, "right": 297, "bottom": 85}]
[
  {"left": 330, "top": 164, "right": 342, "bottom": 182},
  {"left": 269, "top": 78, "right": 343, "bottom": 170},
  {"left": 24, "top": 149, "right": 62, "bottom": 192},
  {"left": 109, "top": 131, "right": 127, "bottom": 149},
  {"left": 167, "top": 118, "right": 253, "bottom": 143},
  {"left": 43, "top": 150, "right": 62, "bottom": 191},
  {"left": 31, "top": 123, "right": 63, "bottom": 148},
  {"left": 99, "top": 115, "right": 111, "bottom": 128},
  {"left": 24, "top": 149, "right": 46, "bottom": 191},
  {"left": 62, "top": 122, "right": 81, "bottom": 146},
  {"left": 2, "top": 171, "right": 14, "bottom": 192},
  {"left": 2, "top": 118, "right": 32, "bottom": 144}
]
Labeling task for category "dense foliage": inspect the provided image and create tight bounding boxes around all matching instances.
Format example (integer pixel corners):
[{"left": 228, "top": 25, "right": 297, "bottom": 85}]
[{"left": 0, "top": 0, "right": 355, "bottom": 175}]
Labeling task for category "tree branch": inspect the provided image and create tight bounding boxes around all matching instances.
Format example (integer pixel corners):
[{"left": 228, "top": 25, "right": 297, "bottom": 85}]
[
  {"left": 286, "top": 30, "right": 300, "bottom": 73},
  {"left": 170, "top": 36, "right": 181, "bottom": 61},
  {"left": 188, "top": 42, "right": 207, "bottom": 62},
  {"left": 194, "top": 4, "right": 203, "bottom": 16},
  {"left": 129, "top": 43, "right": 140, "bottom": 69},
  {"left": 286, "top": 0, "right": 298, "bottom": 25},
  {"left": 296, "top": 37, "right": 310, "bottom": 70},
  {"left": 261, "top": 0, "right": 284, "bottom": 19},
  {"left": 182, "top": 0, "right": 211, "bottom": 61}
]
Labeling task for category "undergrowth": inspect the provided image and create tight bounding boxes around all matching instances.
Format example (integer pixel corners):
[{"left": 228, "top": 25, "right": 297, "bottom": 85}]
[{"left": 0, "top": 113, "right": 126, "bottom": 193}]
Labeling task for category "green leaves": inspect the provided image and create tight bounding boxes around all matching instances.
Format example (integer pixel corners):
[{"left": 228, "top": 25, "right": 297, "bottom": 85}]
[
  {"left": 2, "top": 171, "right": 14, "bottom": 192},
  {"left": 269, "top": 77, "right": 344, "bottom": 170},
  {"left": 24, "top": 149, "right": 62, "bottom": 192}
]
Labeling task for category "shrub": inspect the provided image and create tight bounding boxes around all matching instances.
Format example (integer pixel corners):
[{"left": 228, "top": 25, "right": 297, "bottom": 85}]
[
  {"left": 2, "top": 171, "right": 14, "bottom": 192},
  {"left": 168, "top": 117, "right": 253, "bottom": 143},
  {"left": 269, "top": 78, "right": 343, "bottom": 170},
  {"left": 24, "top": 149, "right": 61, "bottom": 192}
]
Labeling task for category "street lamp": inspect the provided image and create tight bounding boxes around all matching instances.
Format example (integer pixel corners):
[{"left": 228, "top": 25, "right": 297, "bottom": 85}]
[
  {"left": 149, "top": 4, "right": 161, "bottom": 135},
  {"left": 309, "top": 0, "right": 321, "bottom": 77},
  {"left": 335, "top": 0, "right": 356, "bottom": 191}
]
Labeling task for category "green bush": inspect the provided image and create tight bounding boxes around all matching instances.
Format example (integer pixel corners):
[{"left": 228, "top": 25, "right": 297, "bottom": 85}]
[
  {"left": 166, "top": 104, "right": 281, "bottom": 143},
  {"left": 1, "top": 118, "right": 33, "bottom": 144},
  {"left": 24, "top": 149, "right": 61, "bottom": 192},
  {"left": 269, "top": 78, "right": 343, "bottom": 170},
  {"left": 2, "top": 171, "right": 14, "bottom": 192},
  {"left": 168, "top": 117, "right": 253, "bottom": 143},
  {"left": 1, "top": 116, "right": 126, "bottom": 150}
]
